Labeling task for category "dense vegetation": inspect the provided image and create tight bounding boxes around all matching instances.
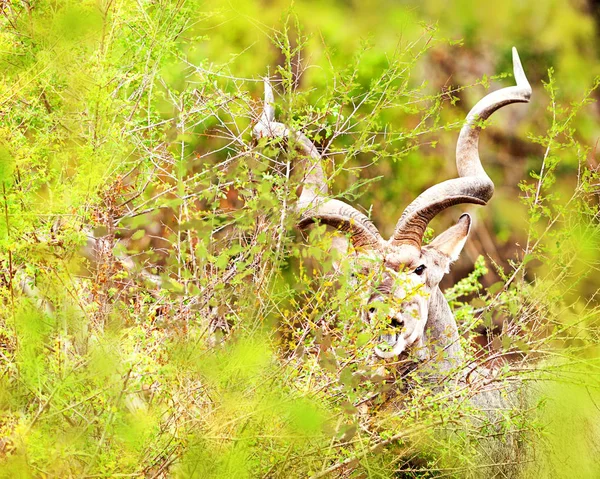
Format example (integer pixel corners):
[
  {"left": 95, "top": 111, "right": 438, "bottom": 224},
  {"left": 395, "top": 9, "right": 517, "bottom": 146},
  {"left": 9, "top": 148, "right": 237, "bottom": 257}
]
[{"left": 1, "top": 0, "right": 600, "bottom": 477}]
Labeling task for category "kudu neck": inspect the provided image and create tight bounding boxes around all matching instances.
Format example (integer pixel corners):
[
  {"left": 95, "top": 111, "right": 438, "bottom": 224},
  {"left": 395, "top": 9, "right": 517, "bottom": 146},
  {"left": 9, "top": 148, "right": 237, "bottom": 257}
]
[{"left": 424, "top": 287, "right": 465, "bottom": 373}]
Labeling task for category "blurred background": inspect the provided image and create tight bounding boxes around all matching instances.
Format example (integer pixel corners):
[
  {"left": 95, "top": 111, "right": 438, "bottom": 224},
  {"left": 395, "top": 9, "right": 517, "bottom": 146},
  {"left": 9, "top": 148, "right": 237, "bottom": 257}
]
[
  {"left": 1, "top": 0, "right": 600, "bottom": 476},
  {"left": 180, "top": 0, "right": 600, "bottom": 293},
  {"left": 2, "top": 0, "right": 599, "bottom": 292}
]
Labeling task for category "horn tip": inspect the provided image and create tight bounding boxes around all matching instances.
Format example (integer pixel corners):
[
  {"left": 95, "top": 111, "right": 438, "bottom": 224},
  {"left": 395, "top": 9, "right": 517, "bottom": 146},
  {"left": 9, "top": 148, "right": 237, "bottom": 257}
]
[
  {"left": 511, "top": 47, "right": 532, "bottom": 100},
  {"left": 262, "top": 76, "right": 275, "bottom": 122}
]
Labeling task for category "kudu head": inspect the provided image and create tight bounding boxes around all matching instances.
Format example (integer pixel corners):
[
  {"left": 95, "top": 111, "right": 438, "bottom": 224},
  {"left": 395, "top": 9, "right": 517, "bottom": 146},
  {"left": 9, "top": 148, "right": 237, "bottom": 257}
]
[{"left": 254, "top": 48, "right": 531, "bottom": 360}]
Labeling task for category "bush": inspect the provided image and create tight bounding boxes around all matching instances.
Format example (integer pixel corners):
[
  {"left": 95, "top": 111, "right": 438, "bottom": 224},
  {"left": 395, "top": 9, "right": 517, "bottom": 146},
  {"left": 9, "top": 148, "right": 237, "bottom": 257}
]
[{"left": 1, "top": 1, "right": 599, "bottom": 477}]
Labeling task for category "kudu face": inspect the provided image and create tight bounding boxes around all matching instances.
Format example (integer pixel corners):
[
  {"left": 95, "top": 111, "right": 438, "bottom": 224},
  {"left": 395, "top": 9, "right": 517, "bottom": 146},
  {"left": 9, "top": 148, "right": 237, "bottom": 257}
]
[
  {"left": 253, "top": 47, "right": 531, "bottom": 359},
  {"left": 338, "top": 214, "right": 471, "bottom": 359}
]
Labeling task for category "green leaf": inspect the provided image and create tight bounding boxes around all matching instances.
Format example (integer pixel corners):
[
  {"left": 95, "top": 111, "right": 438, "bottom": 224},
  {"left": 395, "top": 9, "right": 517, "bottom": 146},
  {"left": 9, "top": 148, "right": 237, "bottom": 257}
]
[{"left": 130, "top": 229, "right": 145, "bottom": 241}]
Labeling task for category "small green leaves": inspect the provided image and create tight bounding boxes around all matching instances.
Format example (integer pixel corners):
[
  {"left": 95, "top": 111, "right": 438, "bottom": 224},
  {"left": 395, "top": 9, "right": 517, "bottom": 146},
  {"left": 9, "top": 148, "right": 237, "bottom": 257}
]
[{"left": 0, "top": 146, "right": 14, "bottom": 188}]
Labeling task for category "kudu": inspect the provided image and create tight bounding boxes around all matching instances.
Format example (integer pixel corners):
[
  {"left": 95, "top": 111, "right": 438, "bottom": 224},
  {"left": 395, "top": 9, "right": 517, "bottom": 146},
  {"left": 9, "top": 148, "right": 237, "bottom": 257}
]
[{"left": 254, "top": 47, "right": 532, "bottom": 370}]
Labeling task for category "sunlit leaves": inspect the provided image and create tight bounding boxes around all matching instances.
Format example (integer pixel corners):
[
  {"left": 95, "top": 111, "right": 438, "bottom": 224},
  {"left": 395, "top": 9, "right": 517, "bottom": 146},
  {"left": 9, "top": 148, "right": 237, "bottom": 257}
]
[{"left": 1, "top": 0, "right": 600, "bottom": 477}]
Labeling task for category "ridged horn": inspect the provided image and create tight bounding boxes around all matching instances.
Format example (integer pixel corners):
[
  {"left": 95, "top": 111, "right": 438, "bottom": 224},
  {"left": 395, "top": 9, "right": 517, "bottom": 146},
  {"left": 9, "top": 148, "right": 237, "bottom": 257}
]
[
  {"left": 254, "top": 78, "right": 384, "bottom": 250},
  {"left": 391, "top": 47, "right": 531, "bottom": 248}
]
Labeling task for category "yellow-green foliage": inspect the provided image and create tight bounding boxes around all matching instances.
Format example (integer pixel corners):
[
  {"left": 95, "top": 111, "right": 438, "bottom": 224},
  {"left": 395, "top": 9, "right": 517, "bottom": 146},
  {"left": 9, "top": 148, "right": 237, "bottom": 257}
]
[{"left": 1, "top": 1, "right": 600, "bottom": 477}]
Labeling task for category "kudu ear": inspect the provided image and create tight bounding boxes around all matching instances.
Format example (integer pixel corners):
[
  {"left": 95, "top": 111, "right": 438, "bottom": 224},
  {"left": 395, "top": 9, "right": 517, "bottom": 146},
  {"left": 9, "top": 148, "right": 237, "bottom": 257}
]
[{"left": 429, "top": 214, "right": 471, "bottom": 262}]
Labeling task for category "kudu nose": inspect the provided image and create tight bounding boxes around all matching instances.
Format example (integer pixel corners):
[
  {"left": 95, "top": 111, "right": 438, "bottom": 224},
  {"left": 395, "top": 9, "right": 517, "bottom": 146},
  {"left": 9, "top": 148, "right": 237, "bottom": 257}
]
[{"left": 390, "top": 317, "right": 405, "bottom": 328}]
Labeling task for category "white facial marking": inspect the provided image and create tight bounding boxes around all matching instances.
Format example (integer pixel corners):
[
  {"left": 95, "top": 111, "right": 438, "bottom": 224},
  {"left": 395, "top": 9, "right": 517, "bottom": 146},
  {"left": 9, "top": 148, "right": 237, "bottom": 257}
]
[
  {"left": 356, "top": 222, "right": 469, "bottom": 360},
  {"left": 374, "top": 337, "right": 408, "bottom": 358}
]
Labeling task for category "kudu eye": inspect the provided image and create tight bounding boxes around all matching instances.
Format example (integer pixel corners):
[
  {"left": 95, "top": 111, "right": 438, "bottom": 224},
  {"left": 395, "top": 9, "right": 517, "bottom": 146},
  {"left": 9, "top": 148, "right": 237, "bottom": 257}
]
[
  {"left": 414, "top": 264, "right": 426, "bottom": 276},
  {"left": 368, "top": 307, "right": 376, "bottom": 314}
]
